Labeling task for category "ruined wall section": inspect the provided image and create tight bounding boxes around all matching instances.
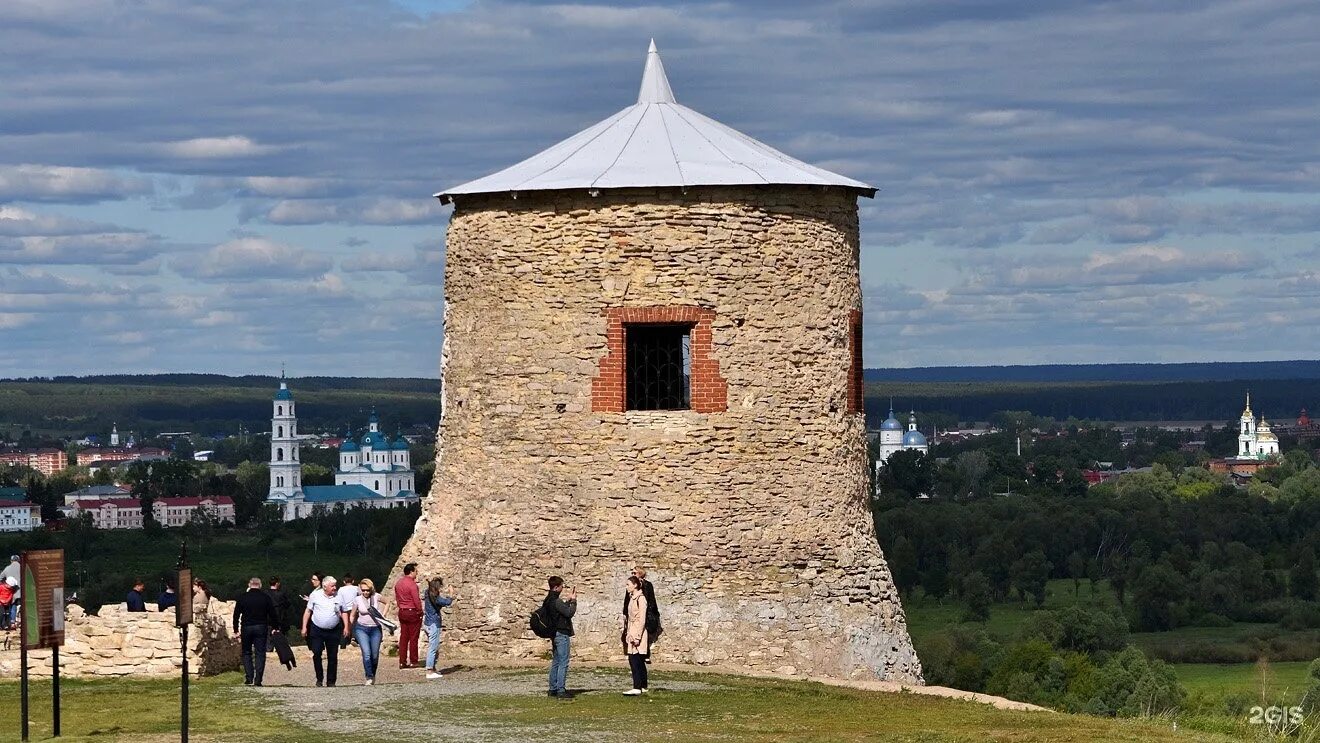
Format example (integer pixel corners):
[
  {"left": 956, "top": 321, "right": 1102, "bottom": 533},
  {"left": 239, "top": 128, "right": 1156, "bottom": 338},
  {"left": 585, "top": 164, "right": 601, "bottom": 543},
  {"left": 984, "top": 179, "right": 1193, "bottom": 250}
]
[{"left": 397, "top": 186, "right": 921, "bottom": 683}]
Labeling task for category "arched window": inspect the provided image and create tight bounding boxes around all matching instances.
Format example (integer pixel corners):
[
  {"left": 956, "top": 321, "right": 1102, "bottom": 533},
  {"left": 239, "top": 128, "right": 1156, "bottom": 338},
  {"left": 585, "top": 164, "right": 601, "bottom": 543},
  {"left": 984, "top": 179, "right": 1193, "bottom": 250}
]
[
  {"left": 278, "top": 426, "right": 284, "bottom": 437},
  {"left": 374, "top": 480, "right": 380, "bottom": 491},
  {"left": 277, "top": 448, "right": 284, "bottom": 461},
  {"left": 278, "top": 405, "right": 283, "bottom": 415}
]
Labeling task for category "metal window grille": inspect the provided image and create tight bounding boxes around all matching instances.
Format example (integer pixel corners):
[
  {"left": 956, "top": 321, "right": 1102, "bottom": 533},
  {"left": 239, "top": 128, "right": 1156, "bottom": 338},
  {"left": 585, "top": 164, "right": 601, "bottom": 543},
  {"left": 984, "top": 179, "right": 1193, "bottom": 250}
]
[{"left": 625, "top": 324, "right": 691, "bottom": 410}]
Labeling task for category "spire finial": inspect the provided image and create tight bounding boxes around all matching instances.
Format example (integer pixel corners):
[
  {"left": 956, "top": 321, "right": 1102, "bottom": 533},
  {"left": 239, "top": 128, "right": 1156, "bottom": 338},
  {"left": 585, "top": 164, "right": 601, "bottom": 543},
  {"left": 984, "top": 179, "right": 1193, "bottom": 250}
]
[{"left": 638, "top": 39, "right": 676, "bottom": 104}]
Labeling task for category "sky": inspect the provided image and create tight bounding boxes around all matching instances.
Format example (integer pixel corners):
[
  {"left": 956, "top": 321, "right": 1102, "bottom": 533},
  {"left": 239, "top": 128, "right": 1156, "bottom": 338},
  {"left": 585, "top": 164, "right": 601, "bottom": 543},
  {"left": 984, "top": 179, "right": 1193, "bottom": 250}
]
[{"left": 2, "top": 0, "right": 1319, "bottom": 378}]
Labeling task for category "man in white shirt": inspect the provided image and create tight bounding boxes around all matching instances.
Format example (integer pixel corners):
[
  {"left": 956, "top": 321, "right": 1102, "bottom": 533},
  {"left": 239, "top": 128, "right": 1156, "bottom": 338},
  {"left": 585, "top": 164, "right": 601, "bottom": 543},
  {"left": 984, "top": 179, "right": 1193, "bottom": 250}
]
[{"left": 301, "top": 576, "right": 349, "bottom": 687}]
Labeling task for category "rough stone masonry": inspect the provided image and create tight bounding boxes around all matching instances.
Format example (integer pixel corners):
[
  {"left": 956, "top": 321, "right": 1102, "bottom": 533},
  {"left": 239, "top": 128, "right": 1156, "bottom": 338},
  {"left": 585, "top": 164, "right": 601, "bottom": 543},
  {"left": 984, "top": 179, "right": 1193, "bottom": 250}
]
[{"left": 392, "top": 184, "right": 922, "bottom": 683}]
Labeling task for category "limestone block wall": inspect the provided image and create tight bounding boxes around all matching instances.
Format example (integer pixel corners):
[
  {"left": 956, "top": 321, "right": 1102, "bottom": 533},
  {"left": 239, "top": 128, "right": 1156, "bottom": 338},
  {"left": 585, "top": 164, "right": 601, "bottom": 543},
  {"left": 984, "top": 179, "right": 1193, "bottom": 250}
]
[
  {"left": 0, "top": 602, "right": 240, "bottom": 678},
  {"left": 393, "top": 185, "right": 921, "bottom": 683}
]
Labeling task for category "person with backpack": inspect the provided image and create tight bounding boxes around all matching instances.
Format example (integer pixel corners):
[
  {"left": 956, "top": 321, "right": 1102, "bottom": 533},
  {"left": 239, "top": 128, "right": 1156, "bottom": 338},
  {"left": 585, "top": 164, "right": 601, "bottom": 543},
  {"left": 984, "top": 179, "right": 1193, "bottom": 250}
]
[
  {"left": 539, "top": 576, "right": 576, "bottom": 699},
  {"left": 621, "top": 575, "right": 650, "bottom": 695},
  {"left": 622, "top": 566, "right": 661, "bottom": 661},
  {"left": 422, "top": 577, "right": 456, "bottom": 679}
]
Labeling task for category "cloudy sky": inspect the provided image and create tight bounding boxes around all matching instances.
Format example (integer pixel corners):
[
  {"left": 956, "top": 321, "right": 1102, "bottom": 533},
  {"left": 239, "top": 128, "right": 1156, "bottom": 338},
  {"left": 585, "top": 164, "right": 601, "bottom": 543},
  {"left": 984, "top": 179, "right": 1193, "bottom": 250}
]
[{"left": 3, "top": 0, "right": 1318, "bottom": 377}]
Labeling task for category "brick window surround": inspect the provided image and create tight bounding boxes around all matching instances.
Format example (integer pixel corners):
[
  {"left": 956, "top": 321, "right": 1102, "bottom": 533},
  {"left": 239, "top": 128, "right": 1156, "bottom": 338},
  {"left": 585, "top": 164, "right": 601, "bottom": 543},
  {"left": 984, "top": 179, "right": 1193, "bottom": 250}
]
[
  {"left": 592, "top": 306, "right": 728, "bottom": 413},
  {"left": 848, "top": 309, "right": 863, "bottom": 414}
]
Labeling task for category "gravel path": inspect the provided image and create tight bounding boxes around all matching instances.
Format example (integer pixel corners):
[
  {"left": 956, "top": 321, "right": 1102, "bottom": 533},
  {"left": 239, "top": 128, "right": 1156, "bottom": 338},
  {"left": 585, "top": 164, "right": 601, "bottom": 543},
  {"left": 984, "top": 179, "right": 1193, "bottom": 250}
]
[{"left": 241, "top": 649, "right": 714, "bottom": 742}]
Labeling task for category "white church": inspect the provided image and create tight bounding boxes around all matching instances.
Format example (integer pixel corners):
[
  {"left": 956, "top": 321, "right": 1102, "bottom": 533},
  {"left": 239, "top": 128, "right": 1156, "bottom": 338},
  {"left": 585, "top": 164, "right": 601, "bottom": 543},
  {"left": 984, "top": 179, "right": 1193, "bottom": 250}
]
[
  {"left": 1237, "top": 393, "right": 1281, "bottom": 460},
  {"left": 265, "top": 377, "right": 419, "bottom": 521},
  {"left": 876, "top": 406, "right": 930, "bottom": 461}
]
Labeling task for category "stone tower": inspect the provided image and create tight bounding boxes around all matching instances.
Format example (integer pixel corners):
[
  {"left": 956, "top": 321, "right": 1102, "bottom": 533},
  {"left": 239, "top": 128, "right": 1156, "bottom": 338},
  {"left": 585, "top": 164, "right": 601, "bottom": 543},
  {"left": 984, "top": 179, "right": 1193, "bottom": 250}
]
[
  {"left": 395, "top": 41, "right": 921, "bottom": 683},
  {"left": 268, "top": 375, "right": 300, "bottom": 497}
]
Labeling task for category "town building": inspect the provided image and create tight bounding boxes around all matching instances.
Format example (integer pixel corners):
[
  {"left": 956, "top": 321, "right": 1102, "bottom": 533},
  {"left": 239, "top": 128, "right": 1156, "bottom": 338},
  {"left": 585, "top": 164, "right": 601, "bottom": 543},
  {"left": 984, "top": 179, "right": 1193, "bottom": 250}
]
[
  {"left": 875, "top": 407, "right": 930, "bottom": 461},
  {"left": 0, "top": 447, "right": 69, "bottom": 476},
  {"left": 78, "top": 446, "right": 169, "bottom": 465},
  {"left": 264, "top": 378, "right": 419, "bottom": 521},
  {"left": 0, "top": 487, "right": 41, "bottom": 532},
  {"left": 393, "top": 42, "right": 920, "bottom": 683},
  {"left": 62, "top": 495, "right": 235, "bottom": 530},
  {"left": 62, "top": 484, "right": 132, "bottom": 505}
]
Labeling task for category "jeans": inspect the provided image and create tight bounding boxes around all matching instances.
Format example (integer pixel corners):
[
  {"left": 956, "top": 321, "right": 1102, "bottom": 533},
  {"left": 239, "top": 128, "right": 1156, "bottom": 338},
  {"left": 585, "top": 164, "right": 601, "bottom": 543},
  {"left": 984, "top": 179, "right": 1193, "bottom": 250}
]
[
  {"left": 307, "top": 623, "right": 342, "bottom": 686},
  {"left": 628, "top": 653, "right": 648, "bottom": 690},
  {"left": 548, "top": 632, "right": 570, "bottom": 694},
  {"left": 425, "top": 623, "right": 441, "bottom": 670},
  {"left": 240, "top": 624, "right": 268, "bottom": 684},
  {"left": 399, "top": 615, "right": 422, "bottom": 667},
  {"left": 354, "top": 623, "right": 382, "bottom": 679}
]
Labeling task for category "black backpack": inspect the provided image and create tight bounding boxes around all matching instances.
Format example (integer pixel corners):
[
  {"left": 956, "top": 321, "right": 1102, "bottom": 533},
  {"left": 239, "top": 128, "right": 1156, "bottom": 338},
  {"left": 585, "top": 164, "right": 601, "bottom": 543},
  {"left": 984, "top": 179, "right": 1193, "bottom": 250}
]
[{"left": 529, "top": 600, "right": 557, "bottom": 639}]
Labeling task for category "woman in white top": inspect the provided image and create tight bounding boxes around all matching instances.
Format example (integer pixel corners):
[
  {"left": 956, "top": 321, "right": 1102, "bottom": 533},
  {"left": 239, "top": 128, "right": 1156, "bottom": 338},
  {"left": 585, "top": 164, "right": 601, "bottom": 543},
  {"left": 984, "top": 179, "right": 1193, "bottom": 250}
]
[{"left": 350, "top": 578, "right": 389, "bottom": 685}]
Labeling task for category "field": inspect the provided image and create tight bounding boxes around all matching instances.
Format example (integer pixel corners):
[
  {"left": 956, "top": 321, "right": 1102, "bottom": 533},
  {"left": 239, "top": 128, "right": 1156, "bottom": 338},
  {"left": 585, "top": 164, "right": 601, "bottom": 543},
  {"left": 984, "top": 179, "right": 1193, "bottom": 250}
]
[{"left": 0, "top": 669, "right": 1237, "bottom": 743}]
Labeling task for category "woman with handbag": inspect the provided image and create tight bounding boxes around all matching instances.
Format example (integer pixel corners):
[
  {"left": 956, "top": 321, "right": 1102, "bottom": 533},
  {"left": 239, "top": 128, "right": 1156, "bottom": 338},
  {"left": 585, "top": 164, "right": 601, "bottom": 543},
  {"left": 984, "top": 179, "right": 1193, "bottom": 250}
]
[
  {"left": 350, "top": 578, "right": 388, "bottom": 685},
  {"left": 423, "top": 577, "right": 456, "bottom": 679}
]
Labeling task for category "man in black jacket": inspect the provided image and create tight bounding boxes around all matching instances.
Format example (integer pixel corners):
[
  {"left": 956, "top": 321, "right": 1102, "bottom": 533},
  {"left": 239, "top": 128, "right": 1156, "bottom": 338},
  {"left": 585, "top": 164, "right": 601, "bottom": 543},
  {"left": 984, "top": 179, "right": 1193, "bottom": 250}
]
[
  {"left": 266, "top": 576, "right": 291, "bottom": 635},
  {"left": 544, "top": 576, "right": 576, "bottom": 699},
  {"left": 233, "top": 577, "right": 277, "bottom": 686}
]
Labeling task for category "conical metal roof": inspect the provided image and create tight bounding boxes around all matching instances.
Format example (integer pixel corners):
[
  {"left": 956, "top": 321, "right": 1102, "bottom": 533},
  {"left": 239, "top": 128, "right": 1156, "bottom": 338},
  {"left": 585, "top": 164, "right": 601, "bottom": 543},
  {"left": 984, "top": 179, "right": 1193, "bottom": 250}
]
[{"left": 436, "top": 40, "right": 874, "bottom": 203}]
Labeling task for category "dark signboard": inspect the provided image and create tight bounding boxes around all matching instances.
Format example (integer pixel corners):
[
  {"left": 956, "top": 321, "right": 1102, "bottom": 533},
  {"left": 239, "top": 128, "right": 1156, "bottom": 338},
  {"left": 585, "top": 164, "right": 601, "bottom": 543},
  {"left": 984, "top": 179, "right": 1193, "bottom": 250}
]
[
  {"left": 21, "top": 549, "right": 65, "bottom": 651},
  {"left": 176, "top": 568, "right": 192, "bottom": 627}
]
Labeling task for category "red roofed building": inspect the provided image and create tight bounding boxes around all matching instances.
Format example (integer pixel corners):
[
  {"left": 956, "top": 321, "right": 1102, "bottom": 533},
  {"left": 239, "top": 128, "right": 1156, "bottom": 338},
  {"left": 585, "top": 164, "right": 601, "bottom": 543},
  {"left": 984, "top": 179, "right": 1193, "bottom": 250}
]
[{"left": 64, "top": 495, "right": 235, "bottom": 530}]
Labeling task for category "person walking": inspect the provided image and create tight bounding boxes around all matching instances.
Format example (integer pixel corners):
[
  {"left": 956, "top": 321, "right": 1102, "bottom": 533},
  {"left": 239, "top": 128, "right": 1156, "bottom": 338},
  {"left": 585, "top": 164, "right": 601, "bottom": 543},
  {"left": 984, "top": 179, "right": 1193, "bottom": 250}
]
[
  {"left": 621, "top": 576, "right": 650, "bottom": 695},
  {"left": 0, "top": 577, "right": 14, "bottom": 631},
  {"left": 422, "top": 577, "right": 455, "bottom": 679},
  {"left": 1, "top": 556, "right": 18, "bottom": 627},
  {"left": 267, "top": 576, "right": 291, "bottom": 636},
  {"left": 302, "top": 576, "right": 349, "bottom": 687},
  {"left": 350, "top": 578, "right": 388, "bottom": 685},
  {"left": 192, "top": 578, "right": 212, "bottom": 618},
  {"left": 126, "top": 579, "right": 147, "bottom": 612},
  {"left": 543, "top": 576, "right": 576, "bottom": 699},
  {"left": 394, "top": 563, "right": 423, "bottom": 669},
  {"left": 622, "top": 566, "right": 662, "bottom": 661},
  {"left": 233, "top": 577, "right": 277, "bottom": 686}
]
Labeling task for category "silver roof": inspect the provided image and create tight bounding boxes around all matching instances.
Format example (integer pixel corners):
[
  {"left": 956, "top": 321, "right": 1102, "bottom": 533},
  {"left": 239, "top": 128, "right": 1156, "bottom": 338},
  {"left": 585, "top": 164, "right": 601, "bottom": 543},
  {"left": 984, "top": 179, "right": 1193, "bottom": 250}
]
[{"left": 436, "top": 41, "right": 875, "bottom": 203}]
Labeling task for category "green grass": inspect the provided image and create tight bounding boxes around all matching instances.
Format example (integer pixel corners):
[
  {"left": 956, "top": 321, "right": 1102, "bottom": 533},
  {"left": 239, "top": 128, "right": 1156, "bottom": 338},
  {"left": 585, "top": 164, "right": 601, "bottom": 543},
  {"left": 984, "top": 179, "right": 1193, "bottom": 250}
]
[
  {"left": 2, "top": 670, "right": 1237, "bottom": 743},
  {"left": 1175, "top": 661, "right": 1313, "bottom": 699},
  {"left": 405, "top": 670, "right": 1230, "bottom": 742},
  {"left": 0, "top": 674, "right": 315, "bottom": 742}
]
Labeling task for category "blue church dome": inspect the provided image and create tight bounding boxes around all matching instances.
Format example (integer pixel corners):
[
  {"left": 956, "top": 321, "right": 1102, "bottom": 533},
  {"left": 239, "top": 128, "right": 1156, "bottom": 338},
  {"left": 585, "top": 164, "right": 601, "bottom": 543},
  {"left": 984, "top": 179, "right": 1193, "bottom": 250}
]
[
  {"left": 362, "top": 431, "right": 390, "bottom": 449},
  {"left": 880, "top": 409, "right": 903, "bottom": 431},
  {"left": 340, "top": 439, "right": 359, "bottom": 452},
  {"left": 392, "top": 437, "right": 410, "bottom": 450},
  {"left": 274, "top": 386, "right": 293, "bottom": 401},
  {"left": 902, "top": 430, "right": 927, "bottom": 447}
]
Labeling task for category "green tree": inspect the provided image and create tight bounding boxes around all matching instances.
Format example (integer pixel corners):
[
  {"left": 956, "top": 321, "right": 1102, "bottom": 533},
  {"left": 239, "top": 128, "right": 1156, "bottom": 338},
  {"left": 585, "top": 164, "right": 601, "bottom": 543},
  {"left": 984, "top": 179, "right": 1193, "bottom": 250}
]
[
  {"left": 880, "top": 449, "right": 933, "bottom": 498},
  {"left": 1291, "top": 548, "right": 1318, "bottom": 601},
  {"left": 1131, "top": 563, "right": 1187, "bottom": 631},
  {"left": 1067, "top": 551, "right": 1087, "bottom": 597},
  {"left": 234, "top": 461, "right": 271, "bottom": 526},
  {"left": 1010, "top": 550, "right": 1053, "bottom": 607},
  {"left": 961, "top": 571, "right": 991, "bottom": 622}
]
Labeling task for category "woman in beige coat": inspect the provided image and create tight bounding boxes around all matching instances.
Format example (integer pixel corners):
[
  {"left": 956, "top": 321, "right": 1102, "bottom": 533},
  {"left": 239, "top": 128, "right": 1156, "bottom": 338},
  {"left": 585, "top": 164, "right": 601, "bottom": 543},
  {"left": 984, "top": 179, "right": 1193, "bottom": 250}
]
[{"left": 622, "top": 576, "right": 649, "bottom": 695}]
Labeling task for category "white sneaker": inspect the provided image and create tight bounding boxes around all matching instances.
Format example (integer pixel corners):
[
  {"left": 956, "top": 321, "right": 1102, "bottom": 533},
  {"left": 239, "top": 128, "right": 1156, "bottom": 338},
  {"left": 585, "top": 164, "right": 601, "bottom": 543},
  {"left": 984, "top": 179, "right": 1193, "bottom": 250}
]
[
  {"left": 426, "top": 672, "right": 443, "bottom": 680},
  {"left": 640, "top": 688, "right": 649, "bottom": 694},
  {"left": 364, "top": 679, "right": 374, "bottom": 686},
  {"left": 623, "top": 688, "right": 642, "bottom": 696}
]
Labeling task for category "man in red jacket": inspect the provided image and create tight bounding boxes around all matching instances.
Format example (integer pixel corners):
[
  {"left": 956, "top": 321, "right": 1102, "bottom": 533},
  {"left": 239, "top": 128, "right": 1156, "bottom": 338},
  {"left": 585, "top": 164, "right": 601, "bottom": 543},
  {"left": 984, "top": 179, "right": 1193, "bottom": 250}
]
[{"left": 394, "top": 563, "right": 423, "bottom": 668}]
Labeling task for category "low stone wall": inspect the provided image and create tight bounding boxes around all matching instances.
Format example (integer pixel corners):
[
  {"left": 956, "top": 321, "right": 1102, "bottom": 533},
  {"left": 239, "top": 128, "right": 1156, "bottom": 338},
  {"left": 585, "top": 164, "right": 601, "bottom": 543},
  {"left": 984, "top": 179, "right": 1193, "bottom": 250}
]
[{"left": 0, "top": 601, "right": 240, "bottom": 678}]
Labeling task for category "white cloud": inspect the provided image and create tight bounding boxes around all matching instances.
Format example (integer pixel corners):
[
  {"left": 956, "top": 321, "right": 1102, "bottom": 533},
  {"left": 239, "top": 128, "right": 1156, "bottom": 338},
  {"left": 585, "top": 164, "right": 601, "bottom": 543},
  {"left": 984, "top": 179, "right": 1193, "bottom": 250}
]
[
  {"left": 178, "top": 237, "right": 332, "bottom": 280},
  {"left": 161, "top": 136, "right": 275, "bottom": 159},
  {"left": 0, "top": 164, "right": 151, "bottom": 202}
]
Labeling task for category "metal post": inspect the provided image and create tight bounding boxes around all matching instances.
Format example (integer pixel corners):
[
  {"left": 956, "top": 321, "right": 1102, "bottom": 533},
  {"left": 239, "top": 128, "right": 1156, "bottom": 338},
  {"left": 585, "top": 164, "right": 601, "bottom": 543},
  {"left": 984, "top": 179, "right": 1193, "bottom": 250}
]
[
  {"left": 20, "top": 602, "right": 28, "bottom": 742},
  {"left": 178, "top": 540, "right": 189, "bottom": 743},
  {"left": 180, "top": 623, "right": 189, "bottom": 743},
  {"left": 52, "top": 644, "right": 60, "bottom": 737}
]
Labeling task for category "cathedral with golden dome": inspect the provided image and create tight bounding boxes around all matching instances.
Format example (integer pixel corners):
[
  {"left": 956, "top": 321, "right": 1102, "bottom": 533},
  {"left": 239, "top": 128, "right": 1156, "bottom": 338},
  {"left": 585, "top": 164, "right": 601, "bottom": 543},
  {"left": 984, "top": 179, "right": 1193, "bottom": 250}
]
[{"left": 1238, "top": 393, "right": 1281, "bottom": 460}]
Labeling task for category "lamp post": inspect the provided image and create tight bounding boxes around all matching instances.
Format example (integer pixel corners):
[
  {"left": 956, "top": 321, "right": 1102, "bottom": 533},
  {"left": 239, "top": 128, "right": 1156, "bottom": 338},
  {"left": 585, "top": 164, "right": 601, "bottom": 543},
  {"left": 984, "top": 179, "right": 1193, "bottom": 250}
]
[{"left": 176, "top": 541, "right": 190, "bottom": 743}]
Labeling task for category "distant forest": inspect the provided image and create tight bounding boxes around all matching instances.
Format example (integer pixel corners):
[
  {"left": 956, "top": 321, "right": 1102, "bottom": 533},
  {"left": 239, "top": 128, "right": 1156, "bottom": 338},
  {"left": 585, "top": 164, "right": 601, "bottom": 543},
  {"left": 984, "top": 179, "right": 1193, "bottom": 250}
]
[
  {"left": 866, "top": 360, "right": 1320, "bottom": 383},
  {"left": 1, "top": 362, "right": 1318, "bottom": 438}
]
